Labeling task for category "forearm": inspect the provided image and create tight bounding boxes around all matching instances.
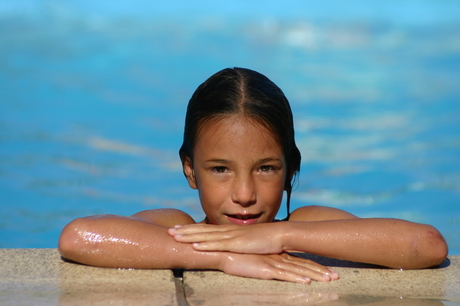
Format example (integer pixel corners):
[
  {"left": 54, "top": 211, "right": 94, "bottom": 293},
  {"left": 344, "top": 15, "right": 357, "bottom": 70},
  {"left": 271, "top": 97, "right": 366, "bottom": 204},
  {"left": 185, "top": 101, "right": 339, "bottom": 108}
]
[
  {"left": 58, "top": 215, "right": 338, "bottom": 284},
  {"left": 58, "top": 215, "right": 222, "bottom": 270},
  {"left": 281, "top": 218, "right": 448, "bottom": 269}
]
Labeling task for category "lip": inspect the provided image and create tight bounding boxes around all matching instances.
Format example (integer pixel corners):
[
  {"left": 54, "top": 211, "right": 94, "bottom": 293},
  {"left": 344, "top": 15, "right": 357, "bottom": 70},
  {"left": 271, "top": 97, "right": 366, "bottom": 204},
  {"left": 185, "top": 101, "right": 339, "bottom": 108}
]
[{"left": 226, "top": 213, "right": 262, "bottom": 225}]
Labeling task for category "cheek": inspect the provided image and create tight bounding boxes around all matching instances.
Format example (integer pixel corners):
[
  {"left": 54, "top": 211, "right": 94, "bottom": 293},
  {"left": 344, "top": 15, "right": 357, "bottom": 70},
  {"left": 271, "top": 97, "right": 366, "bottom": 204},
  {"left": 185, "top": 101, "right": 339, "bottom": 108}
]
[
  {"left": 260, "top": 181, "right": 285, "bottom": 206},
  {"left": 197, "top": 182, "right": 224, "bottom": 209}
]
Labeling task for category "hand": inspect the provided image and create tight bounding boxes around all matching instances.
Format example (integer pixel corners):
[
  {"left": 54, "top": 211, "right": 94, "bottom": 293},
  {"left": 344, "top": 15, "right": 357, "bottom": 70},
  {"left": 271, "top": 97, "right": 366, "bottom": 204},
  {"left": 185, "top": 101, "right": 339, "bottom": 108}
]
[
  {"left": 168, "top": 223, "right": 285, "bottom": 254},
  {"left": 219, "top": 252, "right": 339, "bottom": 284},
  {"left": 168, "top": 223, "right": 339, "bottom": 283}
]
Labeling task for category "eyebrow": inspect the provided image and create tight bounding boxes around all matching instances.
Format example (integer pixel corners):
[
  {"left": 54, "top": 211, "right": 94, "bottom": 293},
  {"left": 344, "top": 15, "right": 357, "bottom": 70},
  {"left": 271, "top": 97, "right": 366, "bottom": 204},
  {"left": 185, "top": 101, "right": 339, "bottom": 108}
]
[
  {"left": 204, "top": 158, "right": 231, "bottom": 164},
  {"left": 204, "top": 158, "right": 283, "bottom": 164}
]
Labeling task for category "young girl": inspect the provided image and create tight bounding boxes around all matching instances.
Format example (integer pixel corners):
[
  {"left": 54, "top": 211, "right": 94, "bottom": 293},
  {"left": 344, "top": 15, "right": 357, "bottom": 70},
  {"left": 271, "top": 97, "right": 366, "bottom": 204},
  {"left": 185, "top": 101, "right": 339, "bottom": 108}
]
[{"left": 59, "top": 67, "right": 448, "bottom": 284}]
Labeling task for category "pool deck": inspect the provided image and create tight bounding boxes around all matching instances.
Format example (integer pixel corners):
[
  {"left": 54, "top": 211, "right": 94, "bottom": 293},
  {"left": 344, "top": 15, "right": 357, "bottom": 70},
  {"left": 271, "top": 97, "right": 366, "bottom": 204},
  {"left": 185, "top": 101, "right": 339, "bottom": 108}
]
[{"left": 1, "top": 249, "right": 459, "bottom": 305}]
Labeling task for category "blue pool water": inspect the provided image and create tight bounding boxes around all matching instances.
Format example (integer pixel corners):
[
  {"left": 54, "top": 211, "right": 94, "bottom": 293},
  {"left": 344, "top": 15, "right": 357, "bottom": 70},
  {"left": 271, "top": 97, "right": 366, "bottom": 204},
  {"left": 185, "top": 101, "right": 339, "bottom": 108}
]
[{"left": 1, "top": 1, "right": 459, "bottom": 255}]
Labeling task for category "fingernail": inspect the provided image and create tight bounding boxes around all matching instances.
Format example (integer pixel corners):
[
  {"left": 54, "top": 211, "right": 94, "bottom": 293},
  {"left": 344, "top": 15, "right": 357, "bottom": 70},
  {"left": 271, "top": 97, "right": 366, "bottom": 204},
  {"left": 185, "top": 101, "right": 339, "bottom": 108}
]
[
  {"left": 329, "top": 273, "right": 339, "bottom": 280},
  {"left": 330, "top": 269, "right": 340, "bottom": 277},
  {"left": 326, "top": 269, "right": 338, "bottom": 277},
  {"left": 174, "top": 225, "right": 182, "bottom": 228}
]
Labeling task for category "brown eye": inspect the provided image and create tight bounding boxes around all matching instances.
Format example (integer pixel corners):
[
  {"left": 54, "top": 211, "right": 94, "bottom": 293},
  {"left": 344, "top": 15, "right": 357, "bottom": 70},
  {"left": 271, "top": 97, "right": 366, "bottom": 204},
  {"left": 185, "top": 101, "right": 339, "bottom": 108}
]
[
  {"left": 212, "top": 166, "right": 227, "bottom": 173},
  {"left": 260, "top": 165, "right": 275, "bottom": 172}
]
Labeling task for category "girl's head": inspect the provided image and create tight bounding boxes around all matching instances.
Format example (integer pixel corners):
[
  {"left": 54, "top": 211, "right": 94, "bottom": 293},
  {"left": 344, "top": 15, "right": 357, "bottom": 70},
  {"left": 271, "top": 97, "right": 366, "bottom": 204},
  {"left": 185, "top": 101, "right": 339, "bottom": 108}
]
[{"left": 179, "top": 67, "right": 301, "bottom": 220}]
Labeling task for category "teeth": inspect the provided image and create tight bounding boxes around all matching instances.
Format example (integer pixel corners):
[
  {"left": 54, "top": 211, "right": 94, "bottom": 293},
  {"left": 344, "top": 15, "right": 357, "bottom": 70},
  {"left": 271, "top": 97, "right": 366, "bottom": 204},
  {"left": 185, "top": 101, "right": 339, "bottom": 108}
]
[{"left": 231, "top": 214, "right": 259, "bottom": 220}]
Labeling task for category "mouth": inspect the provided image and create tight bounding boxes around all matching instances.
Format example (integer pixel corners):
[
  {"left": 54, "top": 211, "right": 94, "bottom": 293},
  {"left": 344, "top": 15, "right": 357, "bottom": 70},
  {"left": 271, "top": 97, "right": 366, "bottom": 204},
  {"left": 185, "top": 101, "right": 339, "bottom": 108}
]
[{"left": 225, "top": 213, "right": 262, "bottom": 225}]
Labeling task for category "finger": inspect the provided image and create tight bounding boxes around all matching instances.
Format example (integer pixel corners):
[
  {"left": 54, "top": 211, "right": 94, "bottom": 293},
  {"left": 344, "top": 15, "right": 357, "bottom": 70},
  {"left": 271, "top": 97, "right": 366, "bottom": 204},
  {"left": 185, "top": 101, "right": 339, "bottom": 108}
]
[
  {"left": 268, "top": 268, "right": 312, "bottom": 284},
  {"left": 290, "top": 262, "right": 340, "bottom": 281},
  {"left": 171, "top": 231, "right": 234, "bottom": 244},
  {"left": 171, "top": 224, "right": 234, "bottom": 234},
  {"left": 192, "top": 241, "right": 230, "bottom": 251},
  {"left": 271, "top": 259, "right": 337, "bottom": 282},
  {"left": 167, "top": 226, "right": 213, "bottom": 238},
  {"left": 281, "top": 254, "right": 339, "bottom": 279}
]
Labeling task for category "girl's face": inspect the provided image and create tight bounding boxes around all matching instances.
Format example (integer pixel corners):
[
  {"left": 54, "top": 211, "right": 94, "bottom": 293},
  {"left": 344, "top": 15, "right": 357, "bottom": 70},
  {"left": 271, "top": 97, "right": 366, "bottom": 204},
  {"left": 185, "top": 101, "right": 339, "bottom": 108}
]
[{"left": 183, "top": 116, "right": 287, "bottom": 225}]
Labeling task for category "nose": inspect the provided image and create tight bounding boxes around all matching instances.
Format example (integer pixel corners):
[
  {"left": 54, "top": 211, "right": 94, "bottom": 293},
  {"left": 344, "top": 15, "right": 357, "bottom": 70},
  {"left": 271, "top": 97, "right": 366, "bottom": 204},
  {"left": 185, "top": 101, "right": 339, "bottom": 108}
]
[{"left": 231, "top": 174, "right": 256, "bottom": 207}]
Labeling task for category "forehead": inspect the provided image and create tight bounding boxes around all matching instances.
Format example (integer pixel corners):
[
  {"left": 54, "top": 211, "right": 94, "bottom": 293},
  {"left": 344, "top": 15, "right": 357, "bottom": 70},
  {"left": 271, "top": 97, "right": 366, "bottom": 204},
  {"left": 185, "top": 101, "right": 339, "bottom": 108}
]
[{"left": 194, "top": 116, "right": 283, "bottom": 158}]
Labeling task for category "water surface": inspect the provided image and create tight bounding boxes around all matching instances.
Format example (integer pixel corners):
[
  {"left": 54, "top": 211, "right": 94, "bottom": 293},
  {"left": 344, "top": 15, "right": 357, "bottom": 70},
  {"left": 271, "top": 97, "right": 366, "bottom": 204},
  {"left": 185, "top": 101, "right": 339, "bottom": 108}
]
[{"left": 0, "top": 1, "right": 459, "bottom": 254}]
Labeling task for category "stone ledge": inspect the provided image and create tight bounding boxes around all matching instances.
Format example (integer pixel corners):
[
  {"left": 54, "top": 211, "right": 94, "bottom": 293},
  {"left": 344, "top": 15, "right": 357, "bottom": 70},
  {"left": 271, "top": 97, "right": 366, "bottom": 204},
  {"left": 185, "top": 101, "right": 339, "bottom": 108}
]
[
  {"left": 0, "top": 249, "right": 177, "bottom": 305},
  {"left": 183, "top": 255, "right": 459, "bottom": 305},
  {"left": 1, "top": 249, "right": 458, "bottom": 305}
]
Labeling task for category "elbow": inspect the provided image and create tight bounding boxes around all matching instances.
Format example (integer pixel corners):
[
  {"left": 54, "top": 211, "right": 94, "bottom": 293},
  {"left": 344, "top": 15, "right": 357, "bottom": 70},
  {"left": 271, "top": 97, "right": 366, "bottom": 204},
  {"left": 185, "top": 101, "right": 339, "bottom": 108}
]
[
  {"left": 58, "top": 218, "right": 89, "bottom": 263},
  {"left": 424, "top": 225, "right": 448, "bottom": 267},
  {"left": 411, "top": 225, "right": 448, "bottom": 268}
]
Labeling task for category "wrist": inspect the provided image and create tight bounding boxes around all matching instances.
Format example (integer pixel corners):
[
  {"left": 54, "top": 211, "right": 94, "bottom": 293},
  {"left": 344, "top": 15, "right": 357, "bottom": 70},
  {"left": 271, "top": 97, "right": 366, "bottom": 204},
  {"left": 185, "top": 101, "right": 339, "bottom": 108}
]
[
  {"left": 279, "top": 221, "right": 296, "bottom": 251},
  {"left": 181, "top": 249, "right": 229, "bottom": 271},
  {"left": 216, "top": 252, "right": 234, "bottom": 273}
]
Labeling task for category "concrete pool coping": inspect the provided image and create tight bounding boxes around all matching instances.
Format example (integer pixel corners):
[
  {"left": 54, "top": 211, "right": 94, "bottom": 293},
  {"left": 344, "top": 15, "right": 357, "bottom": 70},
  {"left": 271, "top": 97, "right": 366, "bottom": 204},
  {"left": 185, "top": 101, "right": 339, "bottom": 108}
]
[{"left": 1, "top": 249, "right": 459, "bottom": 305}]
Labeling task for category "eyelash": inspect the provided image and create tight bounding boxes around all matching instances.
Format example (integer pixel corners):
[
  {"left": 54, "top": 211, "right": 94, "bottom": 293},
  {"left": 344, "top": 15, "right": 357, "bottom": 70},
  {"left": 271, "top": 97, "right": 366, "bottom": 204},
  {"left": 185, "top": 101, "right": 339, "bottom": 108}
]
[
  {"left": 259, "top": 165, "right": 276, "bottom": 173},
  {"left": 211, "top": 166, "right": 228, "bottom": 174},
  {"left": 210, "top": 165, "right": 277, "bottom": 174}
]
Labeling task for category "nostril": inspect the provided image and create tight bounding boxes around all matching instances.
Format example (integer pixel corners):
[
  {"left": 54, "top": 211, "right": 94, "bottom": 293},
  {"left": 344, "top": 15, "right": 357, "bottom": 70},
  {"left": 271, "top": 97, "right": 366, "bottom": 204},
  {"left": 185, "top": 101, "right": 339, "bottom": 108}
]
[
  {"left": 232, "top": 195, "right": 257, "bottom": 207},
  {"left": 232, "top": 177, "right": 257, "bottom": 206}
]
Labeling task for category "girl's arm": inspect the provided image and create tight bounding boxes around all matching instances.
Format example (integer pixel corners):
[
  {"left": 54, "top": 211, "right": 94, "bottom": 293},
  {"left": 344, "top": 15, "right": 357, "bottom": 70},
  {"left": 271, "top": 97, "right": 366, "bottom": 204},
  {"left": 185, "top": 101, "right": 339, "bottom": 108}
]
[
  {"left": 287, "top": 205, "right": 448, "bottom": 268},
  {"left": 170, "top": 206, "right": 448, "bottom": 269},
  {"left": 58, "top": 210, "right": 216, "bottom": 269},
  {"left": 58, "top": 209, "right": 338, "bottom": 283}
]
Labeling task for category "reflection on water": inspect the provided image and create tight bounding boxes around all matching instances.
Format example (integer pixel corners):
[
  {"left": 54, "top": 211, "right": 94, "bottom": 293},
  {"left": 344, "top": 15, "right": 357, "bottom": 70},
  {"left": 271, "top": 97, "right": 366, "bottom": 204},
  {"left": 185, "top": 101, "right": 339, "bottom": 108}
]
[
  {"left": 0, "top": 1, "right": 459, "bottom": 253},
  {"left": 56, "top": 289, "right": 451, "bottom": 305},
  {"left": 173, "top": 293, "right": 447, "bottom": 306}
]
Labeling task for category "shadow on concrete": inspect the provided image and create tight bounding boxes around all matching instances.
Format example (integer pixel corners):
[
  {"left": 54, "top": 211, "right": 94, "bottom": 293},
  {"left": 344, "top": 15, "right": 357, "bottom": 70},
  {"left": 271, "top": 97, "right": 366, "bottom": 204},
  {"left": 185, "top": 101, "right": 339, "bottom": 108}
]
[{"left": 290, "top": 253, "right": 451, "bottom": 269}]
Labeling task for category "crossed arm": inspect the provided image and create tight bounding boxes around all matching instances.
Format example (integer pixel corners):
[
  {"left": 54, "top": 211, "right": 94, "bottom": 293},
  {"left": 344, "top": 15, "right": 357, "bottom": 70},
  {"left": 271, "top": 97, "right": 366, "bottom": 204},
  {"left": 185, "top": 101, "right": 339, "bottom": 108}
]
[
  {"left": 58, "top": 206, "right": 448, "bottom": 284},
  {"left": 169, "top": 214, "right": 448, "bottom": 269},
  {"left": 58, "top": 208, "right": 337, "bottom": 284}
]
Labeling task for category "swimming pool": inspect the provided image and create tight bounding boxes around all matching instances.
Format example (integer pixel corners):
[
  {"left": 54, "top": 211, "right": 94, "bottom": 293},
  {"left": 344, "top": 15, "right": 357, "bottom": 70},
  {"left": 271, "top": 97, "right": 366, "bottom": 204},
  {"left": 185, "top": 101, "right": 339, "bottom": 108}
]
[{"left": 1, "top": 0, "right": 459, "bottom": 255}]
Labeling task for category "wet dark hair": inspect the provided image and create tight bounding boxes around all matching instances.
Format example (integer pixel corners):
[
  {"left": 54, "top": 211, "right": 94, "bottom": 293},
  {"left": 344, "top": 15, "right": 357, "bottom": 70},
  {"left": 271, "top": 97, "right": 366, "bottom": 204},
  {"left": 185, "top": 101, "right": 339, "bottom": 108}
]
[{"left": 179, "top": 67, "right": 301, "bottom": 218}]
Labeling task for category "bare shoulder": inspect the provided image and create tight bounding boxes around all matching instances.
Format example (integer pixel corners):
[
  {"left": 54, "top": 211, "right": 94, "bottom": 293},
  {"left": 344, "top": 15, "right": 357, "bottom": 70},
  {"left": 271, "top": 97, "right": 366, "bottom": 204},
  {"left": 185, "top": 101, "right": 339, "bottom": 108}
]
[
  {"left": 131, "top": 208, "right": 196, "bottom": 227},
  {"left": 289, "top": 205, "right": 359, "bottom": 222}
]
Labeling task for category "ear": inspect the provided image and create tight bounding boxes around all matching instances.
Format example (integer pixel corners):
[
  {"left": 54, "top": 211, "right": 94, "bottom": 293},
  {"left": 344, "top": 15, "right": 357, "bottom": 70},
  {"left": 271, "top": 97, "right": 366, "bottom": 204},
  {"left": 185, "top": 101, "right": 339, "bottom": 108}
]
[{"left": 182, "top": 156, "right": 198, "bottom": 190}]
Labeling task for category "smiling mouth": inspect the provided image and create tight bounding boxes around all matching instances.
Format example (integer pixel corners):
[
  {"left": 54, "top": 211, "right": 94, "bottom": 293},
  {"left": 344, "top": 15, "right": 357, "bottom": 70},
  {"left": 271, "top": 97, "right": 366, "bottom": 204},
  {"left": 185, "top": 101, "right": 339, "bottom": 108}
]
[{"left": 226, "top": 213, "right": 262, "bottom": 220}]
